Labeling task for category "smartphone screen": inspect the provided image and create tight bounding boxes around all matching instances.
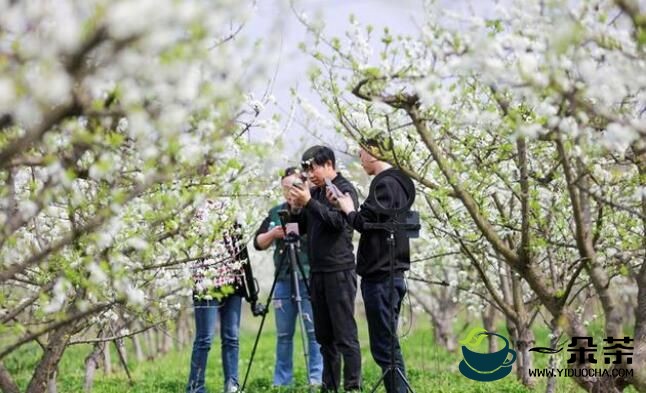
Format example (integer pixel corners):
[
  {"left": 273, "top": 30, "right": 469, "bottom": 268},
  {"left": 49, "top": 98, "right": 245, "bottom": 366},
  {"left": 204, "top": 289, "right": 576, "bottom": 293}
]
[{"left": 285, "top": 222, "right": 299, "bottom": 235}]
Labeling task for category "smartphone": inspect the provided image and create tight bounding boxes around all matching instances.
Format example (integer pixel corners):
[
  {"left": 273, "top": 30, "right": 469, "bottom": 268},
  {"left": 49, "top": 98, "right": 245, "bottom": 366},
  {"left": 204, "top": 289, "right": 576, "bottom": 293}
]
[
  {"left": 325, "top": 178, "right": 342, "bottom": 198},
  {"left": 292, "top": 178, "right": 304, "bottom": 189},
  {"left": 285, "top": 222, "right": 299, "bottom": 235}
]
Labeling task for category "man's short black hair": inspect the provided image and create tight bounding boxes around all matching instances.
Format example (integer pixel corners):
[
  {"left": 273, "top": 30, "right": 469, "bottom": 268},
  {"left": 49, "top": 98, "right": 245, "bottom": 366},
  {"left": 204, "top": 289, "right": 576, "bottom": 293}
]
[
  {"left": 360, "top": 132, "right": 389, "bottom": 151},
  {"left": 301, "top": 145, "right": 335, "bottom": 170},
  {"left": 361, "top": 136, "right": 379, "bottom": 147}
]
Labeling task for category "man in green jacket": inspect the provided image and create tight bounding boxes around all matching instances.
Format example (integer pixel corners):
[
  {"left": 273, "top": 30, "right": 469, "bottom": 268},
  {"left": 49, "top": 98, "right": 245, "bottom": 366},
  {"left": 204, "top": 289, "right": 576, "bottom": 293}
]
[{"left": 254, "top": 167, "right": 323, "bottom": 387}]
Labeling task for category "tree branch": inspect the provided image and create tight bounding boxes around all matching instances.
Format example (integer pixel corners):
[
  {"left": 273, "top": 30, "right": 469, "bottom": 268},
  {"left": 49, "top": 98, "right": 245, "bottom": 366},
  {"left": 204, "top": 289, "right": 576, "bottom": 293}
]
[
  {"left": 407, "top": 104, "right": 520, "bottom": 267},
  {"left": 459, "top": 239, "right": 519, "bottom": 324},
  {"left": 0, "top": 301, "right": 117, "bottom": 360}
]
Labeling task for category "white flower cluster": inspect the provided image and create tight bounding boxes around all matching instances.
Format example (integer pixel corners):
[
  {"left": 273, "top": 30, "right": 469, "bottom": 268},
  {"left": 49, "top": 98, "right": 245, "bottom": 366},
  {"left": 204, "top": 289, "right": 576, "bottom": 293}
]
[{"left": 0, "top": 0, "right": 272, "bottom": 347}]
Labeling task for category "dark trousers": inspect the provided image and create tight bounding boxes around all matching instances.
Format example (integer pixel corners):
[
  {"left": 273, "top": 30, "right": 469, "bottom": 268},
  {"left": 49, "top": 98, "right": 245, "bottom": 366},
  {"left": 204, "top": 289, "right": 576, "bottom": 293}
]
[
  {"left": 311, "top": 270, "right": 362, "bottom": 391},
  {"left": 361, "top": 276, "right": 407, "bottom": 393}
]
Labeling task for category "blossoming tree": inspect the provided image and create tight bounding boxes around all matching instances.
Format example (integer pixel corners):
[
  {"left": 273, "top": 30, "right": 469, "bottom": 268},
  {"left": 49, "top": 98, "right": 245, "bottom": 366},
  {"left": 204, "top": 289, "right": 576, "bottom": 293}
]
[
  {"left": 0, "top": 1, "right": 276, "bottom": 392},
  {"left": 300, "top": 0, "right": 645, "bottom": 391}
]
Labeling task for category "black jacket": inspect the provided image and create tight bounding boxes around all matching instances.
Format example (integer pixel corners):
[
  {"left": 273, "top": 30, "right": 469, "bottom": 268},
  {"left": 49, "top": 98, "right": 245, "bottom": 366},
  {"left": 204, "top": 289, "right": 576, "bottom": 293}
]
[
  {"left": 299, "top": 173, "right": 359, "bottom": 273},
  {"left": 346, "top": 168, "right": 412, "bottom": 281}
]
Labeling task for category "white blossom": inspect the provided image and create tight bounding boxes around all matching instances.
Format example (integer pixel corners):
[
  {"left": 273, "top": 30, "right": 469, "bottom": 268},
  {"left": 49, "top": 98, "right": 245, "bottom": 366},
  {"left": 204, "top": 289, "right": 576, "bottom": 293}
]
[
  {"left": 18, "top": 200, "right": 38, "bottom": 220},
  {"left": 603, "top": 123, "right": 636, "bottom": 152},
  {"left": 126, "top": 237, "right": 149, "bottom": 251},
  {"left": 0, "top": 77, "right": 15, "bottom": 112},
  {"left": 88, "top": 262, "right": 108, "bottom": 284}
]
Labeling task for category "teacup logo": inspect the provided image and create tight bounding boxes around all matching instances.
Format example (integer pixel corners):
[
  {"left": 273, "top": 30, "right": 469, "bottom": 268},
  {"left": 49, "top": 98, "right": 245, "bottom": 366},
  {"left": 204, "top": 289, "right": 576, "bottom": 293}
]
[{"left": 458, "top": 327, "right": 517, "bottom": 382}]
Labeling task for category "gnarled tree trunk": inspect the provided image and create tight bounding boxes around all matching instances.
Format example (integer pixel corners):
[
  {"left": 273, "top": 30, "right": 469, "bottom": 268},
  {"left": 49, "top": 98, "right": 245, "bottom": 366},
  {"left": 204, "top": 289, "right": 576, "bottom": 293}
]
[
  {"left": 630, "top": 156, "right": 646, "bottom": 391},
  {"left": 26, "top": 323, "right": 76, "bottom": 393}
]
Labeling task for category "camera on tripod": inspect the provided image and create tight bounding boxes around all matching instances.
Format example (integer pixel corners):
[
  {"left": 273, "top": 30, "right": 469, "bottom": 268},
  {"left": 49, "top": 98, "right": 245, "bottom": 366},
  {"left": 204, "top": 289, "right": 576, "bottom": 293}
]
[
  {"left": 242, "top": 203, "right": 314, "bottom": 390},
  {"left": 277, "top": 209, "right": 300, "bottom": 242}
]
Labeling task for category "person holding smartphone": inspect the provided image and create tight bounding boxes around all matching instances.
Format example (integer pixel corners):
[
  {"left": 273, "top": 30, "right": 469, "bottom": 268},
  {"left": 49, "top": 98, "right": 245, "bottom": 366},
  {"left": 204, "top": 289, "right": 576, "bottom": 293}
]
[
  {"left": 330, "top": 138, "right": 414, "bottom": 393},
  {"left": 253, "top": 167, "right": 323, "bottom": 388},
  {"left": 289, "top": 146, "right": 362, "bottom": 393}
]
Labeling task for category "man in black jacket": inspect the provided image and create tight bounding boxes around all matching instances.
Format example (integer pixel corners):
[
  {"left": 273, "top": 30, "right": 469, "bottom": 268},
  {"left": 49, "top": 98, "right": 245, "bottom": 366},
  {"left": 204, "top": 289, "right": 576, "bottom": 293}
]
[
  {"left": 289, "top": 145, "right": 362, "bottom": 392},
  {"left": 332, "top": 140, "right": 413, "bottom": 393}
]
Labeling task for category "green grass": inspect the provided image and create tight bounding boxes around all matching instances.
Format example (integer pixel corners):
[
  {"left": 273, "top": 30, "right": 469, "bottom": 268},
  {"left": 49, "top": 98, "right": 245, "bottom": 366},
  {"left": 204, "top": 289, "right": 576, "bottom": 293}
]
[{"left": 3, "top": 313, "right": 639, "bottom": 392}]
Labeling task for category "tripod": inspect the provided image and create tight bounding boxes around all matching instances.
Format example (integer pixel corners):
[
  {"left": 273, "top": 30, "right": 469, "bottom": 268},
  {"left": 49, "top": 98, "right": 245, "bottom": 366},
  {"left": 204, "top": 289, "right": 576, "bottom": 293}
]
[
  {"left": 364, "top": 223, "right": 416, "bottom": 393},
  {"left": 241, "top": 224, "right": 314, "bottom": 392}
]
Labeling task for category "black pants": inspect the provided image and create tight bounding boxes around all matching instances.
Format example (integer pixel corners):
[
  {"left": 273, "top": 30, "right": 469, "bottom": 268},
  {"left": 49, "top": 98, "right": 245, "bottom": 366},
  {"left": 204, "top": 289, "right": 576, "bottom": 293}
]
[
  {"left": 361, "top": 276, "right": 407, "bottom": 393},
  {"left": 310, "top": 270, "right": 362, "bottom": 391}
]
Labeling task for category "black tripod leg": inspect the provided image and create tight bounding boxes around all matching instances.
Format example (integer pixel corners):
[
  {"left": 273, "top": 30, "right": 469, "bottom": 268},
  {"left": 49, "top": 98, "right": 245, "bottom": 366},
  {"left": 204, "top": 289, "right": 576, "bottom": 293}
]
[
  {"left": 367, "top": 369, "right": 387, "bottom": 393},
  {"left": 241, "top": 272, "right": 280, "bottom": 391},
  {"left": 293, "top": 249, "right": 311, "bottom": 296},
  {"left": 368, "top": 232, "right": 415, "bottom": 393},
  {"left": 292, "top": 279, "right": 312, "bottom": 390},
  {"left": 288, "top": 240, "right": 321, "bottom": 392},
  {"left": 368, "top": 367, "right": 415, "bottom": 393},
  {"left": 395, "top": 367, "right": 415, "bottom": 393},
  {"left": 288, "top": 242, "right": 318, "bottom": 392}
]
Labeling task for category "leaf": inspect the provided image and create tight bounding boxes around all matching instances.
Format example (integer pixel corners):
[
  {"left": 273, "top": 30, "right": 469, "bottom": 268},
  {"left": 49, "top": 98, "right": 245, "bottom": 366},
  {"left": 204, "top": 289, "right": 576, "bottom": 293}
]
[
  {"left": 458, "top": 327, "right": 488, "bottom": 350},
  {"left": 363, "top": 67, "right": 381, "bottom": 79},
  {"left": 619, "top": 265, "right": 629, "bottom": 277},
  {"left": 331, "top": 37, "right": 341, "bottom": 51}
]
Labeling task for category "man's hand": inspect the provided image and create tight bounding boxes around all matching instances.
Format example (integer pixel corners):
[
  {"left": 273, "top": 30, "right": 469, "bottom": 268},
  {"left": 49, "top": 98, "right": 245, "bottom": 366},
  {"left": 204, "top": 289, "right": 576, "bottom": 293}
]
[
  {"left": 289, "top": 184, "right": 311, "bottom": 206},
  {"left": 269, "top": 225, "right": 285, "bottom": 240},
  {"left": 325, "top": 187, "right": 339, "bottom": 207},
  {"left": 255, "top": 225, "right": 285, "bottom": 250},
  {"left": 336, "top": 192, "right": 355, "bottom": 214}
]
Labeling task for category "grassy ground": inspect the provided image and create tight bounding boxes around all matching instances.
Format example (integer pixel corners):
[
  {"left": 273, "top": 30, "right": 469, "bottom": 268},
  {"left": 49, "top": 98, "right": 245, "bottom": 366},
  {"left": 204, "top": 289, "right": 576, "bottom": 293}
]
[{"left": 4, "top": 312, "right": 638, "bottom": 393}]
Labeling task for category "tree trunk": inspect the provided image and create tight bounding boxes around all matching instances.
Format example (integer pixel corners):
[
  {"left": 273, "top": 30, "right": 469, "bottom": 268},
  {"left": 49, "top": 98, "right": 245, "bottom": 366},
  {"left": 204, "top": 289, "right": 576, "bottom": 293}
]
[
  {"left": 482, "top": 304, "right": 498, "bottom": 353},
  {"left": 0, "top": 361, "right": 20, "bottom": 393},
  {"left": 431, "top": 312, "right": 456, "bottom": 352},
  {"left": 84, "top": 339, "right": 105, "bottom": 392},
  {"left": 132, "top": 333, "right": 145, "bottom": 363},
  {"left": 103, "top": 341, "right": 112, "bottom": 375},
  {"left": 503, "top": 268, "right": 535, "bottom": 388},
  {"left": 176, "top": 308, "right": 190, "bottom": 347},
  {"left": 144, "top": 329, "right": 155, "bottom": 360},
  {"left": 156, "top": 327, "right": 165, "bottom": 355},
  {"left": 25, "top": 324, "right": 75, "bottom": 393},
  {"left": 514, "top": 325, "right": 535, "bottom": 387},
  {"left": 408, "top": 288, "right": 458, "bottom": 352},
  {"left": 46, "top": 371, "right": 57, "bottom": 393},
  {"left": 630, "top": 156, "right": 646, "bottom": 392},
  {"left": 545, "top": 328, "right": 559, "bottom": 393},
  {"left": 431, "top": 273, "right": 458, "bottom": 352},
  {"left": 162, "top": 322, "right": 173, "bottom": 353}
]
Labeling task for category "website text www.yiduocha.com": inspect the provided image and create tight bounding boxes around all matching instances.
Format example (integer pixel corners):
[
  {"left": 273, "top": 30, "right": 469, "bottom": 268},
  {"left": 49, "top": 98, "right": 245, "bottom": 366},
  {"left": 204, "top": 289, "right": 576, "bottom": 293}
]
[{"left": 529, "top": 368, "right": 633, "bottom": 378}]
